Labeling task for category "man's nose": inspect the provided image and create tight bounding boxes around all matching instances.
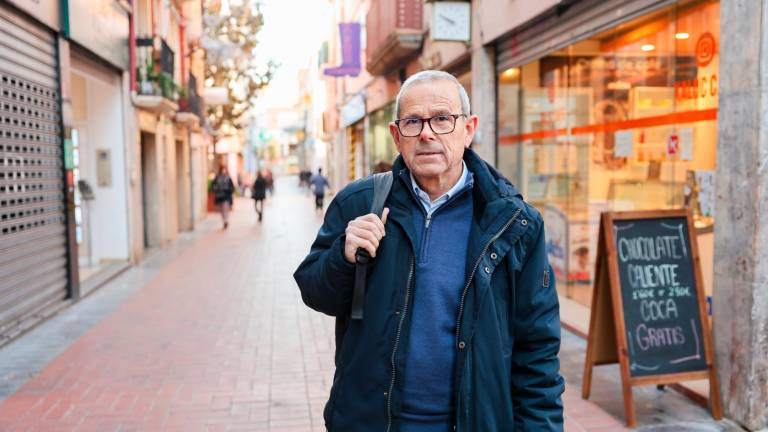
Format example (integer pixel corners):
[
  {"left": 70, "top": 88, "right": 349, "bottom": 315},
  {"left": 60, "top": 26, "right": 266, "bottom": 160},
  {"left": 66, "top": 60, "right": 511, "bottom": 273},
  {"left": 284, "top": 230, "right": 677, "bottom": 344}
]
[{"left": 419, "top": 122, "right": 436, "bottom": 141}]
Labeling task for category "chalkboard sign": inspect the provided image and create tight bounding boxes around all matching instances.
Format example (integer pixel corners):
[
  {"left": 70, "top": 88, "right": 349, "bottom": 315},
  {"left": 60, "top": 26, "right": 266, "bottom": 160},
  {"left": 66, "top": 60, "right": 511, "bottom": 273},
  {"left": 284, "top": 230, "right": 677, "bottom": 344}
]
[
  {"left": 581, "top": 210, "right": 722, "bottom": 427},
  {"left": 614, "top": 216, "right": 707, "bottom": 376}
]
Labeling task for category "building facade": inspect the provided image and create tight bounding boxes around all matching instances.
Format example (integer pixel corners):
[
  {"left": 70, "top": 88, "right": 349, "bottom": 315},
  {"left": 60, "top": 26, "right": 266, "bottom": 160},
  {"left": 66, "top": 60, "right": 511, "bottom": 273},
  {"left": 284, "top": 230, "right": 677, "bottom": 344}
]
[
  {"left": 0, "top": 0, "right": 210, "bottom": 346},
  {"left": 130, "top": 0, "right": 209, "bottom": 259}
]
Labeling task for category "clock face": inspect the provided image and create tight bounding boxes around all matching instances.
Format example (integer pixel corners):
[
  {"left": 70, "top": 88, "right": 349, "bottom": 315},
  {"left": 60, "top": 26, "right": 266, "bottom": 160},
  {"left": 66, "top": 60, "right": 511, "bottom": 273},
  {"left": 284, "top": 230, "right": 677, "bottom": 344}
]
[{"left": 432, "top": 1, "right": 471, "bottom": 42}]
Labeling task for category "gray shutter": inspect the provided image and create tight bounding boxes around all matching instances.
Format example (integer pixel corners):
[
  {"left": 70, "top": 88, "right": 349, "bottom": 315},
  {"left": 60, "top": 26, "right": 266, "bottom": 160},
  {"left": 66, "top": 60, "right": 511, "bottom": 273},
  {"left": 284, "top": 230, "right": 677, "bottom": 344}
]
[
  {"left": 0, "top": 5, "right": 69, "bottom": 344},
  {"left": 495, "top": 0, "right": 672, "bottom": 72}
]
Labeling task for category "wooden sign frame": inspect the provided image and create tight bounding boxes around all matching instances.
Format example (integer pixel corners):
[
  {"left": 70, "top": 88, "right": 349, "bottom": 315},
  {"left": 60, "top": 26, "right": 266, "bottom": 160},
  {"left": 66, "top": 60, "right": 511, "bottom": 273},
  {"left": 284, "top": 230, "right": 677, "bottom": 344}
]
[{"left": 581, "top": 209, "right": 722, "bottom": 427}]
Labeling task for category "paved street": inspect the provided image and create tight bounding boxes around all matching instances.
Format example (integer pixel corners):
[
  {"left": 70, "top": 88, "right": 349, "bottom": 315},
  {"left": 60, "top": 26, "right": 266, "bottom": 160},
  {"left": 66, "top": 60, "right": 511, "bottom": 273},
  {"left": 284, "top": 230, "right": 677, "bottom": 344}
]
[{"left": 0, "top": 178, "right": 740, "bottom": 431}]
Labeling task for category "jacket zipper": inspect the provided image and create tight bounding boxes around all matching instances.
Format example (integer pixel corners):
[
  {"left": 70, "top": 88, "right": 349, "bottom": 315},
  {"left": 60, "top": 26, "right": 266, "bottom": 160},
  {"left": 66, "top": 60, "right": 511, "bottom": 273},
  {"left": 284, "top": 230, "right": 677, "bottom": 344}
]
[
  {"left": 454, "top": 208, "right": 522, "bottom": 348},
  {"left": 386, "top": 256, "right": 415, "bottom": 432}
]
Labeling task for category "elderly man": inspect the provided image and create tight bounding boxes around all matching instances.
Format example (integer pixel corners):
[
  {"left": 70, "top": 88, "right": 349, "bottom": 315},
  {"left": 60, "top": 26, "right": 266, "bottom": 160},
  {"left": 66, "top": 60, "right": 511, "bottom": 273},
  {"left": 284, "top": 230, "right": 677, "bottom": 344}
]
[{"left": 294, "top": 70, "right": 564, "bottom": 431}]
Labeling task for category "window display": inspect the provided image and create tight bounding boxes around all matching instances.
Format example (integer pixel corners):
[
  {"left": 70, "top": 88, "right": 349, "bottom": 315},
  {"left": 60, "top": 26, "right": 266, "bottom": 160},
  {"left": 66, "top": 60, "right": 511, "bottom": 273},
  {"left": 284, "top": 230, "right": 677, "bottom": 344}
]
[
  {"left": 497, "top": 0, "right": 720, "bottom": 307},
  {"left": 367, "top": 102, "right": 397, "bottom": 173}
]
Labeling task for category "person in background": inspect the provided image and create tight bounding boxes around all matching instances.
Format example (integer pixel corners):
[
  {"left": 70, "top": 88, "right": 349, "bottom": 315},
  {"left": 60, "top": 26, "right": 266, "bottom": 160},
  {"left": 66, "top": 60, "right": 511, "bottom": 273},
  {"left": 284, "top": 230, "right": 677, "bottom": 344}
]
[
  {"left": 264, "top": 168, "right": 275, "bottom": 196},
  {"left": 252, "top": 171, "right": 268, "bottom": 222},
  {"left": 309, "top": 168, "right": 330, "bottom": 212},
  {"left": 299, "top": 169, "right": 311, "bottom": 188},
  {"left": 373, "top": 160, "right": 393, "bottom": 174},
  {"left": 212, "top": 165, "right": 235, "bottom": 229},
  {"left": 237, "top": 172, "right": 245, "bottom": 196}
]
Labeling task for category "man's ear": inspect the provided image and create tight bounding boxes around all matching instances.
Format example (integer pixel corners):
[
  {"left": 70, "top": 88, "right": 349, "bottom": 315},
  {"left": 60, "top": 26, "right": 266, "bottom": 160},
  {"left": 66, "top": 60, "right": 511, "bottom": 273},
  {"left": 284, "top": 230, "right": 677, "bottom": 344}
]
[
  {"left": 464, "top": 115, "right": 478, "bottom": 148},
  {"left": 389, "top": 122, "right": 403, "bottom": 152}
]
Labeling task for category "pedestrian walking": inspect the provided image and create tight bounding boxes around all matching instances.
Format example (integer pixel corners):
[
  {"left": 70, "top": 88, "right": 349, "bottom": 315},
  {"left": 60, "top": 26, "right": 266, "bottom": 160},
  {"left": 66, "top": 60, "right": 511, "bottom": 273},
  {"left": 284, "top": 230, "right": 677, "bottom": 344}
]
[
  {"left": 294, "top": 70, "right": 564, "bottom": 431},
  {"left": 236, "top": 172, "right": 245, "bottom": 196},
  {"left": 252, "top": 171, "right": 267, "bottom": 222},
  {"left": 264, "top": 168, "right": 275, "bottom": 196},
  {"left": 309, "top": 168, "right": 330, "bottom": 212},
  {"left": 299, "top": 169, "right": 311, "bottom": 188},
  {"left": 212, "top": 165, "right": 235, "bottom": 229}
]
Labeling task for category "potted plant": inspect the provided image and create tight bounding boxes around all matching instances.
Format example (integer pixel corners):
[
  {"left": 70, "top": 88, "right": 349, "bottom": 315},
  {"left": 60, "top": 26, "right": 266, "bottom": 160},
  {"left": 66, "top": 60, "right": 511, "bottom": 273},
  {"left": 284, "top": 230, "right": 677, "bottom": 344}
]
[
  {"left": 207, "top": 176, "right": 217, "bottom": 212},
  {"left": 178, "top": 85, "right": 190, "bottom": 111}
]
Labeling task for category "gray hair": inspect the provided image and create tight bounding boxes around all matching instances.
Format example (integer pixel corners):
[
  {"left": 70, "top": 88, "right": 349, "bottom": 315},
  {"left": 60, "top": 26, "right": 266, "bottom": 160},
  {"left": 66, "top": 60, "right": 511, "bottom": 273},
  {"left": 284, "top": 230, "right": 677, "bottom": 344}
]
[{"left": 394, "top": 70, "right": 470, "bottom": 118}]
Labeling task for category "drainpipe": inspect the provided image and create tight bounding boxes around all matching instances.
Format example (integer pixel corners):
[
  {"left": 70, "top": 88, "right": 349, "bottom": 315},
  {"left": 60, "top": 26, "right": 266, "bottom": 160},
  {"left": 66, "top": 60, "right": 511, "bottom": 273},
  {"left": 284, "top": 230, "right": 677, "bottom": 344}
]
[
  {"left": 129, "top": 0, "right": 137, "bottom": 92},
  {"left": 188, "top": 128, "right": 196, "bottom": 229},
  {"left": 179, "top": 21, "right": 186, "bottom": 86}
]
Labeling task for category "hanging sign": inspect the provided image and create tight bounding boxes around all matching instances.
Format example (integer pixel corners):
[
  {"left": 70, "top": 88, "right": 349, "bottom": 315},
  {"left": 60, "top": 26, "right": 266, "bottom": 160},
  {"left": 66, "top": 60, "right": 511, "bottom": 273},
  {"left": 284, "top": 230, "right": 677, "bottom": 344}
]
[
  {"left": 324, "top": 23, "right": 361, "bottom": 77},
  {"left": 582, "top": 209, "right": 722, "bottom": 427}
]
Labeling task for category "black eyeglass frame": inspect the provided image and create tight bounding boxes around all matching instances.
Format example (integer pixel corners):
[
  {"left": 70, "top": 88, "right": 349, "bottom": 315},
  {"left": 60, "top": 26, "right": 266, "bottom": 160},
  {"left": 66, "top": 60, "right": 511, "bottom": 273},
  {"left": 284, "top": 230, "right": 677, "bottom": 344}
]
[{"left": 393, "top": 113, "right": 468, "bottom": 137}]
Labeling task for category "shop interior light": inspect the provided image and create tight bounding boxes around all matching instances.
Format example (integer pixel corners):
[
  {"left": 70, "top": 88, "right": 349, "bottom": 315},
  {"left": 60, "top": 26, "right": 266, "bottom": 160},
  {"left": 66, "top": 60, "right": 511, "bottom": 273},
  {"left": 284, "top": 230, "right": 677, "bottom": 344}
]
[
  {"left": 502, "top": 68, "right": 520, "bottom": 79},
  {"left": 675, "top": 32, "right": 690, "bottom": 40},
  {"left": 641, "top": 44, "right": 656, "bottom": 51}
]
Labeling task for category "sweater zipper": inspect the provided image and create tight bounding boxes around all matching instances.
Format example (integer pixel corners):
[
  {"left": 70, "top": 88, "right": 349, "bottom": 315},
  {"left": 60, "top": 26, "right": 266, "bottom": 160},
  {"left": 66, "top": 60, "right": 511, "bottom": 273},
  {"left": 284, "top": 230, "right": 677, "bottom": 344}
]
[
  {"left": 454, "top": 208, "right": 522, "bottom": 348},
  {"left": 386, "top": 256, "right": 415, "bottom": 432},
  {"left": 418, "top": 214, "right": 432, "bottom": 264}
]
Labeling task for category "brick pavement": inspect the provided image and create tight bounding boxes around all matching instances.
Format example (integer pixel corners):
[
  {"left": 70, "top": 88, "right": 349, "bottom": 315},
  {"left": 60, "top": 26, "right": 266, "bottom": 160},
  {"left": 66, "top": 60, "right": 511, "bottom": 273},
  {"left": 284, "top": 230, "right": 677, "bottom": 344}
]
[
  {"left": 0, "top": 179, "right": 335, "bottom": 431},
  {"left": 0, "top": 177, "right": 739, "bottom": 431}
]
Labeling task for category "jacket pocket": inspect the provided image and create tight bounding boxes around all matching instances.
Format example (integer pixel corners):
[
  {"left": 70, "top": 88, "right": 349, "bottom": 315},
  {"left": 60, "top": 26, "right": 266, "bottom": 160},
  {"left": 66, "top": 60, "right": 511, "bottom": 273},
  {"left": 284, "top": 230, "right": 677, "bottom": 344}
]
[{"left": 323, "top": 364, "right": 344, "bottom": 430}]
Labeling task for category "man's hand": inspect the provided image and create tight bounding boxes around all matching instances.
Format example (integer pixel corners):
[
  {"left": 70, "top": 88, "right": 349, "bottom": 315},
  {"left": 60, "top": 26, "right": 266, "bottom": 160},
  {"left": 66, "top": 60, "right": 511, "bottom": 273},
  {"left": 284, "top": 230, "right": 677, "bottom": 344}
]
[{"left": 344, "top": 208, "right": 390, "bottom": 263}]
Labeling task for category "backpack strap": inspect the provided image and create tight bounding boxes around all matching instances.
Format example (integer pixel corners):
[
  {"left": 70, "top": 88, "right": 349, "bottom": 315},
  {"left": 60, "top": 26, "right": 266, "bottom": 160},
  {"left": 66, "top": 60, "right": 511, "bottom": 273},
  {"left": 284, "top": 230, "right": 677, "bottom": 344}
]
[{"left": 351, "top": 171, "right": 394, "bottom": 320}]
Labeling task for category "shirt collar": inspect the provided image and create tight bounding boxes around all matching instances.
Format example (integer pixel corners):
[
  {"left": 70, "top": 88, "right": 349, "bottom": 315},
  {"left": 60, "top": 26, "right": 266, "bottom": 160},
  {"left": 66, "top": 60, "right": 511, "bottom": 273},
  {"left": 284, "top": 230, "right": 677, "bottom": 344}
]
[{"left": 409, "top": 161, "right": 470, "bottom": 210}]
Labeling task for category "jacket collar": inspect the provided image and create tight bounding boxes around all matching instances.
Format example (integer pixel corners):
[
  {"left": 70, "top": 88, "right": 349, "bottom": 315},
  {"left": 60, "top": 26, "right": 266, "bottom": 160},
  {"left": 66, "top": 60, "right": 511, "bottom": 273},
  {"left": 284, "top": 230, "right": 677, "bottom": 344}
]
[
  {"left": 386, "top": 149, "right": 525, "bottom": 253},
  {"left": 390, "top": 149, "right": 523, "bottom": 231}
]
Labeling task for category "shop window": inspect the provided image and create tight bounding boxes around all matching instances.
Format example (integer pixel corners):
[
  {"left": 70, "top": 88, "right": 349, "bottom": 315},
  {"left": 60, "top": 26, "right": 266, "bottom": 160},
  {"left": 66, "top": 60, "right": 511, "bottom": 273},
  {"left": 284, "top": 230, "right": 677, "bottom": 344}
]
[
  {"left": 497, "top": 0, "right": 719, "bottom": 307},
  {"left": 367, "top": 102, "right": 397, "bottom": 173}
]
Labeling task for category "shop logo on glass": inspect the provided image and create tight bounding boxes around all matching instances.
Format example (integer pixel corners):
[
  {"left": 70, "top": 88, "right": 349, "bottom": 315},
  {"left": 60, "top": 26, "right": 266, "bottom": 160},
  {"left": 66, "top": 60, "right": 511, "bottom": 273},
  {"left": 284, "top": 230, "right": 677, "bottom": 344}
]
[{"left": 695, "top": 32, "right": 716, "bottom": 67}]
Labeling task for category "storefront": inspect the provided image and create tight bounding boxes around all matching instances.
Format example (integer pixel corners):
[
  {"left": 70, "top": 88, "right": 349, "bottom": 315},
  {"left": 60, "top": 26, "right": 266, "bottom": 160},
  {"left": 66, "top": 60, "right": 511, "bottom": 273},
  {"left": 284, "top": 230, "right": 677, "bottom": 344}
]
[
  {"left": 346, "top": 120, "right": 365, "bottom": 180},
  {"left": 68, "top": 47, "right": 131, "bottom": 290},
  {"left": 0, "top": 2, "right": 71, "bottom": 341},
  {"left": 340, "top": 93, "right": 366, "bottom": 181},
  {"left": 496, "top": 0, "right": 719, "bottom": 314},
  {"left": 60, "top": 0, "right": 131, "bottom": 291},
  {"left": 366, "top": 102, "right": 396, "bottom": 173}
]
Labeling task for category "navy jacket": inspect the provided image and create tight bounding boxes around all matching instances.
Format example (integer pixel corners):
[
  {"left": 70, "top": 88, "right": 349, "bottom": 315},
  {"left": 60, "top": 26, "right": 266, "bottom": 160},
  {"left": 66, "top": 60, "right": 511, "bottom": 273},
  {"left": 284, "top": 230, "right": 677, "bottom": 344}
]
[{"left": 294, "top": 149, "right": 564, "bottom": 431}]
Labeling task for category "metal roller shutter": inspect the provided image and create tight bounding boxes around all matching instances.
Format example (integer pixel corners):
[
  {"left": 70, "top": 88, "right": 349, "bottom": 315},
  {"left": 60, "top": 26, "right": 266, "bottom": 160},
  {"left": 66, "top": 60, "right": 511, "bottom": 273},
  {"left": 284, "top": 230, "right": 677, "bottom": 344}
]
[
  {"left": 0, "top": 5, "right": 69, "bottom": 344},
  {"left": 494, "top": 0, "right": 672, "bottom": 72}
]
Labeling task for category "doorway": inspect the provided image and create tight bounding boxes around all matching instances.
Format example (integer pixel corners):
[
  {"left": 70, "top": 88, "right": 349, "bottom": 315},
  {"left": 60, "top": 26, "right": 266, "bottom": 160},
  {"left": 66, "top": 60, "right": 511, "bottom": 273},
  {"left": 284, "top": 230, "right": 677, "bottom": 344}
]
[
  {"left": 176, "top": 139, "right": 191, "bottom": 231},
  {"left": 140, "top": 131, "right": 161, "bottom": 248}
]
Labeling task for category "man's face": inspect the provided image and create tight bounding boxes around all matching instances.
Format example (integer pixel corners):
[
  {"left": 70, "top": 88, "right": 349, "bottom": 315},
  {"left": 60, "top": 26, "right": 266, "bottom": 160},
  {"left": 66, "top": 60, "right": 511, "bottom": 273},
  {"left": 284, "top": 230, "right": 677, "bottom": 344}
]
[{"left": 389, "top": 79, "right": 477, "bottom": 184}]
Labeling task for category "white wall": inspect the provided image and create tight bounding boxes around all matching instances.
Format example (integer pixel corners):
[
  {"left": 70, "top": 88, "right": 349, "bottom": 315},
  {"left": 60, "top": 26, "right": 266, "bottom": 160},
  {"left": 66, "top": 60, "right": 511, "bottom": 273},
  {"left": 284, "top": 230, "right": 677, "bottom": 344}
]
[
  {"left": 72, "top": 61, "right": 130, "bottom": 262},
  {"left": 477, "top": 0, "right": 561, "bottom": 44},
  {"left": 190, "top": 133, "right": 208, "bottom": 223}
]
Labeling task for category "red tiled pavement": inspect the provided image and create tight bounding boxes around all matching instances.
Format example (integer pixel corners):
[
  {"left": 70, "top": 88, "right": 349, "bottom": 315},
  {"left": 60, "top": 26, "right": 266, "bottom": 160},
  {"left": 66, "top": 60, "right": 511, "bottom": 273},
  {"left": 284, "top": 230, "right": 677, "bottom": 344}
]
[
  {"left": 564, "top": 387, "right": 630, "bottom": 432},
  {"left": 0, "top": 178, "right": 631, "bottom": 431}
]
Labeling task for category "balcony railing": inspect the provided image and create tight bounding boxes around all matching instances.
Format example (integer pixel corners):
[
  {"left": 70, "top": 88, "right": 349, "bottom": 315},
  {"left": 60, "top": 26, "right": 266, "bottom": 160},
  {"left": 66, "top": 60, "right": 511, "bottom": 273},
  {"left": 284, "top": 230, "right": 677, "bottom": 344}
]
[
  {"left": 135, "top": 36, "right": 177, "bottom": 100},
  {"left": 178, "top": 73, "right": 205, "bottom": 125},
  {"left": 366, "top": 0, "right": 424, "bottom": 76}
]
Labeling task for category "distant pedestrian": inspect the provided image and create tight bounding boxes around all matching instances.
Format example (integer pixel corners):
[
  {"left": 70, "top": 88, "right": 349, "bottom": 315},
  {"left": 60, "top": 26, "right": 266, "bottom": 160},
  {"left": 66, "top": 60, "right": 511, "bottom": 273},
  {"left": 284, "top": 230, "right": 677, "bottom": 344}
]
[
  {"left": 252, "top": 171, "right": 267, "bottom": 222},
  {"left": 299, "top": 169, "right": 310, "bottom": 188},
  {"left": 237, "top": 172, "right": 245, "bottom": 196},
  {"left": 212, "top": 165, "right": 235, "bottom": 229},
  {"left": 264, "top": 168, "right": 275, "bottom": 196},
  {"left": 373, "top": 160, "right": 393, "bottom": 173},
  {"left": 309, "top": 168, "right": 330, "bottom": 212}
]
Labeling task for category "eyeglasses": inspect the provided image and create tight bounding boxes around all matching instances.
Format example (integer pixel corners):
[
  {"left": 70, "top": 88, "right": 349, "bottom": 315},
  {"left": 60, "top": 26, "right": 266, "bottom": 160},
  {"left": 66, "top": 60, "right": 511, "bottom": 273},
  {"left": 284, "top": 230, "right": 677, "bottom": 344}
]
[{"left": 394, "top": 114, "right": 467, "bottom": 137}]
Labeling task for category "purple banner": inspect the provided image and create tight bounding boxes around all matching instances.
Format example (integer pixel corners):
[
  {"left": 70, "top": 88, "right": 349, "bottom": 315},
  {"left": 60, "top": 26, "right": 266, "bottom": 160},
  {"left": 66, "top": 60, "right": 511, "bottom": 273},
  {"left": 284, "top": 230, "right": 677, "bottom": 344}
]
[{"left": 324, "top": 23, "right": 361, "bottom": 77}]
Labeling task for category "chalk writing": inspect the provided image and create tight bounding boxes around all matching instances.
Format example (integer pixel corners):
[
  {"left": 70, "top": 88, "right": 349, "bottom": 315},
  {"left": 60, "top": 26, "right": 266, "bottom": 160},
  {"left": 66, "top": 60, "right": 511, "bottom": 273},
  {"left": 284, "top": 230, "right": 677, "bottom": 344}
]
[{"left": 613, "top": 217, "right": 707, "bottom": 376}]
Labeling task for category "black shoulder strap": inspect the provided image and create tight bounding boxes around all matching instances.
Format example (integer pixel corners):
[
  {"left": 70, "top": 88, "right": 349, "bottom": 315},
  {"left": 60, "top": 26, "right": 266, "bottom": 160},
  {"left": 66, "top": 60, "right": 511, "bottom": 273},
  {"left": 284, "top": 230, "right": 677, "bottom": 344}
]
[
  {"left": 351, "top": 171, "right": 394, "bottom": 320},
  {"left": 369, "top": 172, "right": 394, "bottom": 216}
]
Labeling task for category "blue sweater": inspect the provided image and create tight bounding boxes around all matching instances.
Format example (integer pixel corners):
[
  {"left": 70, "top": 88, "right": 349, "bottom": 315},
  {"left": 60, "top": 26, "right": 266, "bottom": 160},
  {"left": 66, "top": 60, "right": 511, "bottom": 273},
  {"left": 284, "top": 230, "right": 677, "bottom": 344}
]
[{"left": 400, "top": 181, "right": 474, "bottom": 431}]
